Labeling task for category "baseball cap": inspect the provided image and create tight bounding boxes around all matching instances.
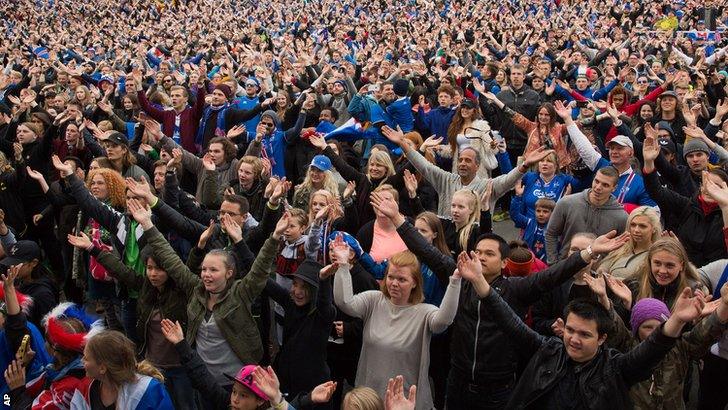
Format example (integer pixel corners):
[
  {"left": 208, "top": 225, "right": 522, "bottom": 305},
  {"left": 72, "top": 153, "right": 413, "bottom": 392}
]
[
  {"left": 606, "top": 135, "right": 633, "bottom": 149},
  {"left": 659, "top": 90, "right": 678, "bottom": 99},
  {"left": 98, "top": 75, "right": 114, "bottom": 85},
  {"left": 310, "top": 155, "right": 332, "bottom": 172},
  {"left": 460, "top": 99, "right": 477, "bottom": 109},
  {"left": 105, "top": 132, "right": 129, "bottom": 146},
  {"left": 224, "top": 365, "right": 268, "bottom": 401},
  {"left": 0, "top": 241, "right": 41, "bottom": 267},
  {"left": 658, "top": 138, "right": 676, "bottom": 154},
  {"left": 245, "top": 78, "right": 260, "bottom": 87}
]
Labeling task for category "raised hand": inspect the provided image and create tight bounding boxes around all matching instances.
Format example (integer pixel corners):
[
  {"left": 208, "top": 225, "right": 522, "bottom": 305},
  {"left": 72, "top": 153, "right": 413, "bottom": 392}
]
[
  {"left": 52, "top": 154, "right": 73, "bottom": 177},
  {"left": 309, "top": 134, "right": 327, "bottom": 150},
  {"left": 514, "top": 179, "right": 524, "bottom": 196},
  {"left": 329, "top": 234, "right": 352, "bottom": 266},
  {"left": 642, "top": 134, "right": 660, "bottom": 166},
  {"left": 26, "top": 167, "right": 44, "bottom": 182},
  {"left": 252, "top": 366, "right": 283, "bottom": 405},
  {"left": 715, "top": 99, "right": 728, "bottom": 120},
  {"left": 160, "top": 319, "right": 184, "bottom": 345},
  {"left": 221, "top": 213, "right": 243, "bottom": 243},
  {"left": 420, "top": 135, "right": 444, "bottom": 153},
  {"left": 553, "top": 100, "right": 572, "bottom": 121},
  {"left": 226, "top": 124, "right": 247, "bottom": 139},
  {"left": 126, "top": 198, "right": 153, "bottom": 226},
  {"left": 703, "top": 171, "right": 728, "bottom": 207},
  {"left": 472, "top": 77, "right": 486, "bottom": 94},
  {"left": 455, "top": 251, "right": 483, "bottom": 282},
  {"left": 4, "top": 359, "right": 25, "bottom": 391},
  {"left": 310, "top": 381, "right": 337, "bottom": 404},
  {"left": 522, "top": 146, "right": 555, "bottom": 167},
  {"left": 370, "top": 192, "right": 400, "bottom": 220},
  {"left": 671, "top": 287, "right": 706, "bottom": 324},
  {"left": 583, "top": 272, "right": 608, "bottom": 298},
  {"left": 384, "top": 375, "right": 416, "bottom": 410},
  {"left": 605, "top": 275, "right": 632, "bottom": 308},
  {"left": 403, "top": 169, "right": 418, "bottom": 198},
  {"left": 125, "top": 177, "right": 155, "bottom": 204},
  {"left": 342, "top": 180, "right": 356, "bottom": 200},
  {"left": 480, "top": 180, "right": 494, "bottom": 211},
  {"left": 319, "top": 263, "right": 339, "bottom": 280},
  {"left": 381, "top": 125, "right": 405, "bottom": 145},
  {"left": 201, "top": 153, "right": 216, "bottom": 171},
  {"left": 198, "top": 220, "right": 215, "bottom": 249},
  {"left": 551, "top": 318, "right": 565, "bottom": 337},
  {"left": 264, "top": 176, "right": 279, "bottom": 199},
  {"left": 590, "top": 230, "right": 630, "bottom": 254},
  {"left": 270, "top": 177, "right": 291, "bottom": 204},
  {"left": 168, "top": 148, "right": 183, "bottom": 168},
  {"left": 67, "top": 231, "right": 93, "bottom": 250},
  {"left": 274, "top": 211, "right": 291, "bottom": 238}
]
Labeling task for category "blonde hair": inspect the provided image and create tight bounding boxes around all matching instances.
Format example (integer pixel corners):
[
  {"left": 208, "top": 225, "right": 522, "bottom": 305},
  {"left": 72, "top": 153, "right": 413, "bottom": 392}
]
[
  {"left": 629, "top": 237, "right": 702, "bottom": 308},
  {"left": 298, "top": 166, "right": 340, "bottom": 199},
  {"left": 307, "top": 190, "right": 344, "bottom": 225},
  {"left": 237, "top": 156, "right": 263, "bottom": 180},
  {"left": 452, "top": 189, "right": 481, "bottom": 252},
  {"left": 372, "top": 183, "right": 399, "bottom": 202},
  {"left": 84, "top": 331, "right": 137, "bottom": 386},
  {"left": 97, "top": 120, "right": 114, "bottom": 132},
  {"left": 136, "top": 360, "right": 165, "bottom": 383},
  {"left": 598, "top": 206, "right": 661, "bottom": 269},
  {"left": 381, "top": 251, "right": 424, "bottom": 304},
  {"left": 366, "top": 151, "right": 395, "bottom": 184},
  {"left": 342, "top": 387, "right": 384, "bottom": 410},
  {"left": 288, "top": 207, "right": 309, "bottom": 228},
  {"left": 86, "top": 168, "right": 127, "bottom": 209}
]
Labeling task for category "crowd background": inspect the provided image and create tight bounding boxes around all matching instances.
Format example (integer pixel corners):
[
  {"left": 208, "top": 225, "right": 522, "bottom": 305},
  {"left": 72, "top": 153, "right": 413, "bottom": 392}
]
[{"left": 1, "top": 0, "right": 728, "bottom": 408}]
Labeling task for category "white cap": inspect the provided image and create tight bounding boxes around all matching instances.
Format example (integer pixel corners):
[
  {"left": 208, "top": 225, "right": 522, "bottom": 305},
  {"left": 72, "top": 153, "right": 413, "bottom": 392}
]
[{"left": 607, "top": 135, "right": 633, "bottom": 149}]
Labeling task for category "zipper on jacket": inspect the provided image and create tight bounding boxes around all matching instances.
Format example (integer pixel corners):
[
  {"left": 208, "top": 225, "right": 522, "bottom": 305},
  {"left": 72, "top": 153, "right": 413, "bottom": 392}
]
[{"left": 472, "top": 299, "right": 481, "bottom": 380}]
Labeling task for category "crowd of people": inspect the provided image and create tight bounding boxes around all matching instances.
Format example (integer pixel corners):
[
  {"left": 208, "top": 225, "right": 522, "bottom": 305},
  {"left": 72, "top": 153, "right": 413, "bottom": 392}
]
[{"left": 1, "top": 0, "right": 728, "bottom": 408}]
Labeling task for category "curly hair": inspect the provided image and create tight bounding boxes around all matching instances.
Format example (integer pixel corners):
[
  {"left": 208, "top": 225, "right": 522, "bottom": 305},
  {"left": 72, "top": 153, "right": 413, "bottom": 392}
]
[{"left": 86, "top": 168, "right": 127, "bottom": 209}]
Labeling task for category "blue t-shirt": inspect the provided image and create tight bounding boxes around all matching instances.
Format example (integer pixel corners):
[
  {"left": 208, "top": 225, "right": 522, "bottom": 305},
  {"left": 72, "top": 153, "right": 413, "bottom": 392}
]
[
  {"left": 234, "top": 95, "right": 261, "bottom": 134},
  {"left": 261, "top": 131, "right": 287, "bottom": 178}
]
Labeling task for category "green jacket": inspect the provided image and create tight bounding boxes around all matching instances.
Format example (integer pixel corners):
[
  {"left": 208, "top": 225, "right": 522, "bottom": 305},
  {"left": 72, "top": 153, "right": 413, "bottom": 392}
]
[
  {"left": 614, "top": 311, "right": 727, "bottom": 410},
  {"left": 93, "top": 228, "right": 189, "bottom": 356},
  {"left": 151, "top": 226, "right": 278, "bottom": 364}
]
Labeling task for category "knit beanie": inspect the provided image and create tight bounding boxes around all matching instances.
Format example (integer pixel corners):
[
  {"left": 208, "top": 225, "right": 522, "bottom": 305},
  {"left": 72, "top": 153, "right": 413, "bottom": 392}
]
[
  {"left": 393, "top": 79, "right": 410, "bottom": 97},
  {"left": 683, "top": 138, "right": 710, "bottom": 159},
  {"left": 630, "top": 298, "right": 671, "bottom": 335},
  {"left": 214, "top": 83, "right": 233, "bottom": 100}
]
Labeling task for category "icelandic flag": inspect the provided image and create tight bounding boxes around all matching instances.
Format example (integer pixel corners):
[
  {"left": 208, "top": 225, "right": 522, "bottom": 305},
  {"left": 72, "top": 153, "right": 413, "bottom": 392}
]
[
  {"left": 70, "top": 375, "right": 174, "bottom": 409},
  {"left": 686, "top": 31, "right": 721, "bottom": 42},
  {"left": 33, "top": 46, "right": 49, "bottom": 59},
  {"left": 323, "top": 118, "right": 401, "bottom": 154}
]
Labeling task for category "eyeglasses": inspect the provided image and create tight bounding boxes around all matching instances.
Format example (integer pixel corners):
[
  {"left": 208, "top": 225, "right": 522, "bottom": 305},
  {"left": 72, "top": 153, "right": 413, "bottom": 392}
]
[
  {"left": 219, "top": 210, "right": 241, "bottom": 217},
  {"left": 637, "top": 80, "right": 648, "bottom": 84},
  {"left": 261, "top": 122, "right": 274, "bottom": 127}
]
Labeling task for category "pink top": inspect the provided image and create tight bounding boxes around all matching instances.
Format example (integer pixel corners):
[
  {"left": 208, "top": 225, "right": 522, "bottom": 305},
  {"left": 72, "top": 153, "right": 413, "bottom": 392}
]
[{"left": 369, "top": 222, "right": 408, "bottom": 263}]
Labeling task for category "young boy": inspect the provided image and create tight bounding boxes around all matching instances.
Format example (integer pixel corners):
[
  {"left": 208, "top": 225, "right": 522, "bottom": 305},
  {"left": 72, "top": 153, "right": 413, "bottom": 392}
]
[{"left": 510, "top": 197, "right": 555, "bottom": 262}]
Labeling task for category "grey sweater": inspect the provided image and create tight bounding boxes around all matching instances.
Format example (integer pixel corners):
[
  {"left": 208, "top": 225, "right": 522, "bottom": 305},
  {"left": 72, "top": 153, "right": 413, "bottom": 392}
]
[
  {"left": 545, "top": 190, "right": 628, "bottom": 264},
  {"left": 407, "top": 148, "right": 523, "bottom": 218},
  {"left": 333, "top": 265, "right": 461, "bottom": 410}
]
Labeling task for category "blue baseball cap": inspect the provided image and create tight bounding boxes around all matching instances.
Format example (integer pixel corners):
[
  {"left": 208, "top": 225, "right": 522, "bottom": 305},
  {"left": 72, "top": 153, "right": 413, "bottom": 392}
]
[
  {"left": 310, "top": 155, "right": 332, "bottom": 172},
  {"left": 327, "top": 231, "right": 363, "bottom": 258}
]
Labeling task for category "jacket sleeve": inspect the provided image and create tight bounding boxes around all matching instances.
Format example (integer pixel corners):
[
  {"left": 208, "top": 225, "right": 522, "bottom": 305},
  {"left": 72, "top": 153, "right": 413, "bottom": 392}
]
[
  {"left": 145, "top": 225, "right": 200, "bottom": 294},
  {"left": 510, "top": 251, "right": 589, "bottom": 305},
  {"left": 237, "top": 236, "right": 281, "bottom": 301},
  {"left": 151, "top": 198, "right": 207, "bottom": 242},
  {"left": 65, "top": 174, "right": 123, "bottom": 234},
  {"left": 405, "top": 148, "right": 457, "bottom": 194},
  {"left": 396, "top": 220, "right": 454, "bottom": 287},
  {"left": 93, "top": 248, "right": 144, "bottom": 290},
  {"left": 317, "top": 276, "right": 337, "bottom": 323},
  {"left": 174, "top": 340, "right": 230, "bottom": 409},
  {"left": 426, "top": 277, "right": 461, "bottom": 333},
  {"left": 545, "top": 198, "right": 567, "bottom": 264},
  {"left": 481, "top": 288, "right": 546, "bottom": 357},
  {"left": 566, "top": 122, "right": 602, "bottom": 171},
  {"left": 616, "top": 323, "right": 679, "bottom": 386},
  {"left": 678, "top": 312, "right": 728, "bottom": 359},
  {"left": 322, "top": 146, "right": 367, "bottom": 187},
  {"left": 243, "top": 202, "right": 282, "bottom": 255},
  {"left": 643, "top": 169, "right": 690, "bottom": 215}
]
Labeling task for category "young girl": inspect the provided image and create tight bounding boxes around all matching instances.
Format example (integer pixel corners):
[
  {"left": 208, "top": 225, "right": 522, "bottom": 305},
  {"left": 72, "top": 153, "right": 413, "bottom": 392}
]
[
  {"left": 73, "top": 330, "right": 173, "bottom": 409},
  {"left": 292, "top": 155, "right": 341, "bottom": 212}
]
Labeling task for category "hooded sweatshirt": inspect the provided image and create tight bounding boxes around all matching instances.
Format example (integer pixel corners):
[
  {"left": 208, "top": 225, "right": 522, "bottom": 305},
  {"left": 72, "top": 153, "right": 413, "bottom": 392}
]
[
  {"left": 268, "top": 260, "right": 336, "bottom": 400},
  {"left": 545, "top": 190, "right": 628, "bottom": 264}
]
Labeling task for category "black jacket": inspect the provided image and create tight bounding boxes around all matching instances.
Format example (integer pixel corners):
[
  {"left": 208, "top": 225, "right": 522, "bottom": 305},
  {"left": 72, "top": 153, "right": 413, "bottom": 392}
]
[
  {"left": 482, "top": 85, "right": 540, "bottom": 152},
  {"left": 644, "top": 169, "right": 727, "bottom": 267},
  {"left": 18, "top": 275, "right": 58, "bottom": 328},
  {"left": 481, "top": 289, "right": 678, "bottom": 409},
  {"left": 395, "top": 220, "right": 588, "bottom": 382},
  {"left": 269, "top": 272, "right": 336, "bottom": 399}
]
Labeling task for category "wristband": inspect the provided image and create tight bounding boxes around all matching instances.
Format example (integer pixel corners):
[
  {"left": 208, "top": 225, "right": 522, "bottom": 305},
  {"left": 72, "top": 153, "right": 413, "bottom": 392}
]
[{"left": 586, "top": 245, "right": 594, "bottom": 259}]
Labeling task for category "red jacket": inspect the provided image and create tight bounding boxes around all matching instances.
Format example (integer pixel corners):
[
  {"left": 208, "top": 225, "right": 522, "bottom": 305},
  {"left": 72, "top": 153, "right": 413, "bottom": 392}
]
[{"left": 137, "top": 86, "right": 206, "bottom": 154}]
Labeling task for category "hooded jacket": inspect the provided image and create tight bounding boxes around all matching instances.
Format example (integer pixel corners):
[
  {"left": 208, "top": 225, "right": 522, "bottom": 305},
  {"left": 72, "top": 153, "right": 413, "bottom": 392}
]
[
  {"left": 257, "top": 110, "right": 306, "bottom": 178},
  {"left": 269, "top": 259, "right": 336, "bottom": 399},
  {"left": 545, "top": 190, "right": 628, "bottom": 264}
]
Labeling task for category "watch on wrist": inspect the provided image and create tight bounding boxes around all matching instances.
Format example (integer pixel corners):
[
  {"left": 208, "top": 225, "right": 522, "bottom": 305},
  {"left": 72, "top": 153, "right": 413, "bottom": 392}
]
[{"left": 586, "top": 245, "right": 594, "bottom": 259}]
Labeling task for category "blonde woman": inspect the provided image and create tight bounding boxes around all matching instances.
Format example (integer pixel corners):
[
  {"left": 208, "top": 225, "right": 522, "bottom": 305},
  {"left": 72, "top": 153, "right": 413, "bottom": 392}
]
[
  {"left": 292, "top": 155, "right": 341, "bottom": 212},
  {"left": 310, "top": 134, "right": 396, "bottom": 228},
  {"left": 438, "top": 99, "right": 498, "bottom": 178},
  {"left": 306, "top": 189, "right": 350, "bottom": 264},
  {"left": 598, "top": 207, "right": 662, "bottom": 279},
  {"left": 626, "top": 237, "right": 708, "bottom": 309},
  {"left": 73, "top": 330, "right": 173, "bottom": 408}
]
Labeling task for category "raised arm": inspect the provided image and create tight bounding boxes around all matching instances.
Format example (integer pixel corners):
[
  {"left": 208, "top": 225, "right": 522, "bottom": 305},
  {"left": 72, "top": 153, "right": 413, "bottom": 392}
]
[{"left": 555, "top": 101, "right": 602, "bottom": 171}]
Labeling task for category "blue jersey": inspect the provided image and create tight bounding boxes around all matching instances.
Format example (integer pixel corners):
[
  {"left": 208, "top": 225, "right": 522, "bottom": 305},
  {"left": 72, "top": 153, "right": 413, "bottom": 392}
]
[
  {"left": 234, "top": 95, "right": 261, "bottom": 134},
  {"left": 521, "top": 172, "right": 573, "bottom": 219},
  {"left": 595, "top": 158, "right": 657, "bottom": 207}
]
